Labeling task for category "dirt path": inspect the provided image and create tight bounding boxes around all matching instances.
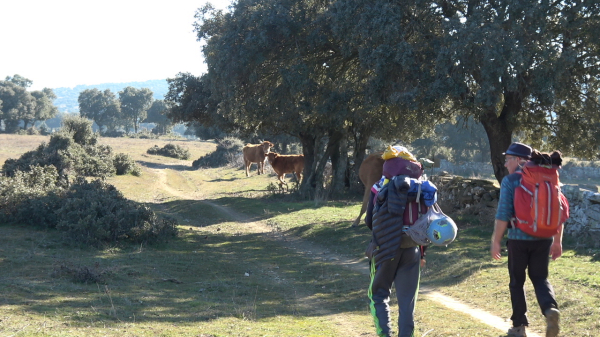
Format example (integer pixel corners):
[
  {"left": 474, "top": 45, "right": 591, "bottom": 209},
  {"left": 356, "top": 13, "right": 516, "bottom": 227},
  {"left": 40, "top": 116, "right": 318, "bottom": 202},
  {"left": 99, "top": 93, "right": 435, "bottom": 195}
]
[{"left": 150, "top": 166, "right": 543, "bottom": 337}]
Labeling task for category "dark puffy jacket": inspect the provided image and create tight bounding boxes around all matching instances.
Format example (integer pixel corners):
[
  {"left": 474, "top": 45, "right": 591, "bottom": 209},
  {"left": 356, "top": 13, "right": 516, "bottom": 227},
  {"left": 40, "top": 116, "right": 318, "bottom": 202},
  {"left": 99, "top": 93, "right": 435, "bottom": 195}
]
[{"left": 369, "top": 175, "right": 412, "bottom": 267}]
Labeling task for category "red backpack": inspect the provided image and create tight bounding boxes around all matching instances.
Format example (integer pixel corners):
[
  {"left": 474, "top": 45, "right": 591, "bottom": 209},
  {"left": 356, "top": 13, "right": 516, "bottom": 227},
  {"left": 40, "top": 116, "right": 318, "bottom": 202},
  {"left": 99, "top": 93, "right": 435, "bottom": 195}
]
[{"left": 513, "top": 163, "right": 569, "bottom": 238}]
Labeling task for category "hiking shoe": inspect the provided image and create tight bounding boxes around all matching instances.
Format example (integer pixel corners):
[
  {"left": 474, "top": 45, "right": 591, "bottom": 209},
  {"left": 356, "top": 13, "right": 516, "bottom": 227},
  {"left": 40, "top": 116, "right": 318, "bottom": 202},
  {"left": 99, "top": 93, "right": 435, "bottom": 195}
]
[
  {"left": 507, "top": 325, "right": 527, "bottom": 337},
  {"left": 545, "top": 308, "right": 560, "bottom": 337}
]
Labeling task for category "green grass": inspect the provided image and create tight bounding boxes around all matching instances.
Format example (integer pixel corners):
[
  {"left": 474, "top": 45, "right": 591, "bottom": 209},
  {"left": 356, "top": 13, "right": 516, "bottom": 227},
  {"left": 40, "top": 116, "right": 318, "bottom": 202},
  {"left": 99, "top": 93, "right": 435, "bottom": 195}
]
[{"left": 1, "top": 134, "right": 599, "bottom": 336}]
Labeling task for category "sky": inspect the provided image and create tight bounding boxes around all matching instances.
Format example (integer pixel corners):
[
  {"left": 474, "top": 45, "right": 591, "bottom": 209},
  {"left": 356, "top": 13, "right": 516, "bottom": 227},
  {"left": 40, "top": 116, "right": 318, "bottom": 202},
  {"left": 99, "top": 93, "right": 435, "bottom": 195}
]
[{"left": 0, "top": 0, "right": 232, "bottom": 91}]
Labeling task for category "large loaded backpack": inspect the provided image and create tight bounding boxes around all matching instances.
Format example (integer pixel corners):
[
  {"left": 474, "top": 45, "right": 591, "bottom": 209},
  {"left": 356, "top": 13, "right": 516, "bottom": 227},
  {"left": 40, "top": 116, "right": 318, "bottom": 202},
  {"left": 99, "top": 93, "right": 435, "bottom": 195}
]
[
  {"left": 512, "top": 153, "right": 570, "bottom": 238},
  {"left": 364, "top": 146, "right": 439, "bottom": 266}
]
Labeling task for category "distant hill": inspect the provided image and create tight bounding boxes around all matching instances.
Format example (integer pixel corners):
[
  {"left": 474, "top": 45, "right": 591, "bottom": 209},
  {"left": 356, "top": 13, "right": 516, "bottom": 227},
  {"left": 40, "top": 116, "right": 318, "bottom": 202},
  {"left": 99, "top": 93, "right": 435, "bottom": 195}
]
[{"left": 52, "top": 79, "right": 169, "bottom": 113}]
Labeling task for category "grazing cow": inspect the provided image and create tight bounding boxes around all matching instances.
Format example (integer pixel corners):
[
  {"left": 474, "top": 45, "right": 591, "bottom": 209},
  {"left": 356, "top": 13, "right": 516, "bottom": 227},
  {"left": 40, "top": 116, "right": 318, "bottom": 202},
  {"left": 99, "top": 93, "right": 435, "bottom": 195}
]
[
  {"left": 266, "top": 152, "right": 305, "bottom": 185},
  {"left": 352, "top": 152, "right": 384, "bottom": 227},
  {"left": 243, "top": 141, "right": 274, "bottom": 177}
]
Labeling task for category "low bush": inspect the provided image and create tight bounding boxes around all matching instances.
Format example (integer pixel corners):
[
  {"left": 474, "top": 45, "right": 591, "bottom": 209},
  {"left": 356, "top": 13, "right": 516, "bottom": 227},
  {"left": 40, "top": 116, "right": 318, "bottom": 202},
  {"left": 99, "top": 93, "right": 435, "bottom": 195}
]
[
  {"left": 102, "top": 130, "right": 127, "bottom": 138},
  {"left": 26, "top": 127, "right": 40, "bottom": 135},
  {"left": 146, "top": 143, "right": 190, "bottom": 160},
  {"left": 113, "top": 153, "right": 142, "bottom": 176},
  {"left": 192, "top": 137, "right": 245, "bottom": 168},
  {"left": 0, "top": 123, "right": 175, "bottom": 246},
  {"left": 2, "top": 116, "right": 115, "bottom": 179},
  {"left": 55, "top": 178, "right": 178, "bottom": 246},
  {"left": 2, "top": 132, "right": 116, "bottom": 179},
  {"left": 0, "top": 171, "right": 177, "bottom": 246},
  {"left": 0, "top": 165, "right": 62, "bottom": 227},
  {"left": 61, "top": 116, "right": 98, "bottom": 146},
  {"left": 130, "top": 130, "right": 159, "bottom": 139}
]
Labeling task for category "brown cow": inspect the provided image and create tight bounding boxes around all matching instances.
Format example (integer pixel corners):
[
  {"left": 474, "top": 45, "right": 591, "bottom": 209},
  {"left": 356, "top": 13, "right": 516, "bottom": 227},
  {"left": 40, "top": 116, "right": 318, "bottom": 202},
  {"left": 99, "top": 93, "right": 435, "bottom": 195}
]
[
  {"left": 266, "top": 152, "right": 304, "bottom": 185},
  {"left": 243, "top": 141, "right": 274, "bottom": 177},
  {"left": 352, "top": 152, "right": 384, "bottom": 227}
]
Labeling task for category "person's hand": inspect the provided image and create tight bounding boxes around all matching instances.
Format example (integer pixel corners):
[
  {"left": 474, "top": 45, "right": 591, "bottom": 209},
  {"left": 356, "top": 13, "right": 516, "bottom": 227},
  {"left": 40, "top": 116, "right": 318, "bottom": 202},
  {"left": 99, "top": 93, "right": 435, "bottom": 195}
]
[
  {"left": 491, "top": 241, "right": 502, "bottom": 260},
  {"left": 420, "top": 258, "right": 426, "bottom": 268},
  {"left": 550, "top": 241, "right": 563, "bottom": 260}
]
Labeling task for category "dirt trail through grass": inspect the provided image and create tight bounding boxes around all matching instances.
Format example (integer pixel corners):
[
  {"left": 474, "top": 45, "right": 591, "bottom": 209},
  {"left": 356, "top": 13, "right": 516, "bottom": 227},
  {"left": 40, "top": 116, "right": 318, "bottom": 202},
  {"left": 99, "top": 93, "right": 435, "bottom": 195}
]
[{"left": 151, "top": 166, "right": 542, "bottom": 337}]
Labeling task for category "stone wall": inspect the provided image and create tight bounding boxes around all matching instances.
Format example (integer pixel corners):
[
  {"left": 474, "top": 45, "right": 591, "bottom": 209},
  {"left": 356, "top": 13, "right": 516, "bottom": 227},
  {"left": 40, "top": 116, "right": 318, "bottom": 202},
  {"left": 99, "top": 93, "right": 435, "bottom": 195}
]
[
  {"left": 560, "top": 165, "right": 600, "bottom": 181},
  {"left": 436, "top": 160, "right": 600, "bottom": 181},
  {"left": 561, "top": 185, "right": 600, "bottom": 244},
  {"left": 429, "top": 173, "right": 500, "bottom": 209},
  {"left": 429, "top": 173, "right": 600, "bottom": 245}
]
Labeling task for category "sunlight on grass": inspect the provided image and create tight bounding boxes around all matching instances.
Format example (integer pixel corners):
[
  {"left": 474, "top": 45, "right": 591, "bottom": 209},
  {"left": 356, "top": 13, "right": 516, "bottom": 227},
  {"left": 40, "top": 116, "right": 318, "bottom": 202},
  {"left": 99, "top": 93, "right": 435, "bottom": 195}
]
[{"left": 1, "top": 135, "right": 599, "bottom": 336}]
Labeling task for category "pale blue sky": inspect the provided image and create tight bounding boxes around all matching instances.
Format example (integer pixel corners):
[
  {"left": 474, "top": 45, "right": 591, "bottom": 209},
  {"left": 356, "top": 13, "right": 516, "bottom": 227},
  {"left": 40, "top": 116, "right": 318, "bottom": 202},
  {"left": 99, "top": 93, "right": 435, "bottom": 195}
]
[{"left": 0, "top": 0, "right": 231, "bottom": 90}]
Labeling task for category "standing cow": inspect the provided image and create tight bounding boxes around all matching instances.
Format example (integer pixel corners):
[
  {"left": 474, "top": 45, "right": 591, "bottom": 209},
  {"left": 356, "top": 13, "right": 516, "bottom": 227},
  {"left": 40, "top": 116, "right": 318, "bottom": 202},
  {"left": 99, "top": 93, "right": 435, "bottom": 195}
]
[
  {"left": 243, "top": 141, "right": 274, "bottom": 176},
  {"left": 266, "top": 152, "right": 304, "bottom": 185},
  {"left": 352, "top": 152, "right": 384, "bottom": 227}
]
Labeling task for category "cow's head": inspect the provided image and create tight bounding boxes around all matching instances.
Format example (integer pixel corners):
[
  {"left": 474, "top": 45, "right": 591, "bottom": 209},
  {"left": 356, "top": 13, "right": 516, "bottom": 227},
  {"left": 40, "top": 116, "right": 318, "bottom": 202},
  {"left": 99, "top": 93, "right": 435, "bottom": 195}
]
[
  {"left": 266, "top": 152, "right": 278, "bottom": 163},
  {"left": 261, "top": 141, "right": 274, "bottom": 154}
]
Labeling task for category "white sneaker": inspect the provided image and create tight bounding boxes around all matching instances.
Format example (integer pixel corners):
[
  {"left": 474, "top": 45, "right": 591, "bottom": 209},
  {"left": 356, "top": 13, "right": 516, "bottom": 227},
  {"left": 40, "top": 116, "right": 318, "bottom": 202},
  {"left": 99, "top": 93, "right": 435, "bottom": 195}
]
[
  {"left": 507, "top": 325, "right": 527, "bottom": 337},
  {"left": 545, "top": 308, "right": 560, "bottom": 337}
]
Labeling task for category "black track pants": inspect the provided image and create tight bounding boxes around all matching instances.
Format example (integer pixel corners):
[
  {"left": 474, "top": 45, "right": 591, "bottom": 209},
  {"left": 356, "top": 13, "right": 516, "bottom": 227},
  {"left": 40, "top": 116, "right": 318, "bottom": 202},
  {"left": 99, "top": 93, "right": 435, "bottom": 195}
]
[
  {"left": 507, "top": 239, "right": 558, "bottom": 327},
  {"left": 369, "top": 246, "right": 420, "bottom": 337}
]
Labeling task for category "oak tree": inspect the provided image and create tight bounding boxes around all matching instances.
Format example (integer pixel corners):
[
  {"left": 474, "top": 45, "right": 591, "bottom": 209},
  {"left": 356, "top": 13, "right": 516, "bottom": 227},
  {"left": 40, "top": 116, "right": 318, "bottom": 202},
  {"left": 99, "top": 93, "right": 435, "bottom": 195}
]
[{"left": 119, "top": 87, "right": 153, "bottom": 133}]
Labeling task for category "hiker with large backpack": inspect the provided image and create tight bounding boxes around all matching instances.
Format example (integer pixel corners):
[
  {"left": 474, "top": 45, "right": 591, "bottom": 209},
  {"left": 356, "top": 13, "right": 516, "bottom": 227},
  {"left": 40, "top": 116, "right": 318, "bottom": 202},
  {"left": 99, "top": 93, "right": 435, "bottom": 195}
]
[
  {"left": 490, "top": 142, "right": 569, "bottom": 337},
  {"left": 365, "top": 146, "right": 456, "bottom": 337}
]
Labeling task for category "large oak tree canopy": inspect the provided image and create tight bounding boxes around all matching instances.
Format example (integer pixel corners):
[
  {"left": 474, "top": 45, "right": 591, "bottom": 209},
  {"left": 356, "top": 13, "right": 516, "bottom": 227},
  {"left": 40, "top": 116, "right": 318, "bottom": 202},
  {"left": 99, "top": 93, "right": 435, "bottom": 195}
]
[
  {"left": 434, "top": 0, "right": 600, "bottom": 181},
  {"left": 167, "top": 0, "right": 600, "bottom": 191},
  {"left": 78, "top": 88, "right": 122, "bottom": 133},
  {"left": 167, "top": 0, "right": 443, "bottom": 197},
  {"left": 0, "top": 75, "right": 58, "bottom": 133}
]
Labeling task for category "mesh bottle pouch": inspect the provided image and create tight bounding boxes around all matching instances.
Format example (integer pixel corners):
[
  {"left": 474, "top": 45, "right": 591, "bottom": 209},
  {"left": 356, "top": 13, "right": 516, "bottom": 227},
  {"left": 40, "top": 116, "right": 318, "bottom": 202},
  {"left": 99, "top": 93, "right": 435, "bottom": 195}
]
[{"left": 405, "top": 203, "right": 446, "bottom": 246}]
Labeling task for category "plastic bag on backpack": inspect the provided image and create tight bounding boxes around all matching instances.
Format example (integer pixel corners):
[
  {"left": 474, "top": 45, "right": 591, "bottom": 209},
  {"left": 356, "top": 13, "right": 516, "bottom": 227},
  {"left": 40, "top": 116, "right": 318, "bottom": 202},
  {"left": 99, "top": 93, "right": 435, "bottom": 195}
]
[{"left": 405, "top": 204, "right": 446, "bottom": 246}]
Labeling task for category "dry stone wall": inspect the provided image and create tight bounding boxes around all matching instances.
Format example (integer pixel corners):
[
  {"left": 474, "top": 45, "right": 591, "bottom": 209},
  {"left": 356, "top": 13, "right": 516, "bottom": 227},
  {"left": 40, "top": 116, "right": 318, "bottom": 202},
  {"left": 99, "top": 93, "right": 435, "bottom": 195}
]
[
  {"left": 428, "top": 172, "right": 500, "bottom": 210},
  {"left": 561, "top": 185, "right": 600, "bottom": 244},
  {"left": 437, "top": 159, "right": 600, "bottom": 181},
  {"left": 428, "top": 172, "right": 600, "bottom": 245}
]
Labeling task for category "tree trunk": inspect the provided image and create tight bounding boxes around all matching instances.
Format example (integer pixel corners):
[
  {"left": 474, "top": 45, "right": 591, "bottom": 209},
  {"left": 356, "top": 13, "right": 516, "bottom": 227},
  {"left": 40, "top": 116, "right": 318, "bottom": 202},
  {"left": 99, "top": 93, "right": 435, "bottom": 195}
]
[
  {"left": 312, "top": 131, "right": 343, "bottom": 199},
  {"left": 351, "top": 127, "right": 372, "bottom": 192},
  {"left": 5, "top": 120, "right": 20, "bottom": 133},
  {"left": 299, "top": 131, "right": 343, "bottom": 200},
  {"left": 330, "top": 135, "right": 348, "bottom": 196},
  {"left": 479, "top": 92, "right": 522, "bottom": 183},
  {"left": 480, "top": 112, "right": 512, "bottom": 183},
  {"left": 298, "top": 132, "right": 317, "bottom": 198}
]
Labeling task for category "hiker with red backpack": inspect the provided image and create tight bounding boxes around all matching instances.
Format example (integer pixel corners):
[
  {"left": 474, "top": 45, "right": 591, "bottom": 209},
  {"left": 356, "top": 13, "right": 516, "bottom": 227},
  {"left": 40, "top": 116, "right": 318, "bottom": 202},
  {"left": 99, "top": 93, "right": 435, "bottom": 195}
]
[{"left": 491, "top": 142, "right": 569, "bottom": 337}]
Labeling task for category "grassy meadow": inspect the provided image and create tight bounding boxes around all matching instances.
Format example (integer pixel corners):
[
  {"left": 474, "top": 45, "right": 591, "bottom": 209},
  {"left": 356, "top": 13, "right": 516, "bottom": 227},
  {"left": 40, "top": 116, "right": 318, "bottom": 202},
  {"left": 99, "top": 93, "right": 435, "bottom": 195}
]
[{"left": 0, "top": 134, "right": 598, "bottom": 337}]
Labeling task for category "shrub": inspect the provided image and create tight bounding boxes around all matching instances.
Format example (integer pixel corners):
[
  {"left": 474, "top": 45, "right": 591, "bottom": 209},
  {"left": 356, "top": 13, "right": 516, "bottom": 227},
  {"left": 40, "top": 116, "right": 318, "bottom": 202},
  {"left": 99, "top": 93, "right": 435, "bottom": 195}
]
[
  {"left": 2, "top": 132, "right": 115, "bottom": 179},
  {"left": 192, "top": 137, "right": 245, "bottom": 168},
  {"left": 0, "top": 172, "right": 178, "bottom": 246},
  {"left": 61, "top": 115, "right": 98, "bottom": 146},
  {"left": 0, "top": 165, "right": 62, "bottom": 227},
  {"left": 130, "top": 130, "right": 159, "bottom": 139},
  {"left": 147, "top": 143, "right": 190, "bottom": 160},
  {"left": 26, "top": 127, "right": 40, "bottom": 135},
  {"left": 38, "top": 122, "right": 51, "bottom": 135},
  {"left": 54, "top": 178, "right": 178, "bottom": 246},
  {"left": 102, "top": 130, "right": 127, "bottom": 138},
  {"left": 113, "top": 153, "right": 142, "bottom": 176}
]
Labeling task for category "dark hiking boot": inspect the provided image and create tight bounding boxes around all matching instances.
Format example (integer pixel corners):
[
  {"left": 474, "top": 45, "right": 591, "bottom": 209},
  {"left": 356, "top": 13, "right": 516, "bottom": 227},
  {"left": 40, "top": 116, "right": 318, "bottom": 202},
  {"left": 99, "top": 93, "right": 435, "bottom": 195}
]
[
  {"left": 545, "top": 308, "right": 560, "bottom": 337},
  {"left": 507, "top": 325, "right": 527, "bottom": 337}
]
